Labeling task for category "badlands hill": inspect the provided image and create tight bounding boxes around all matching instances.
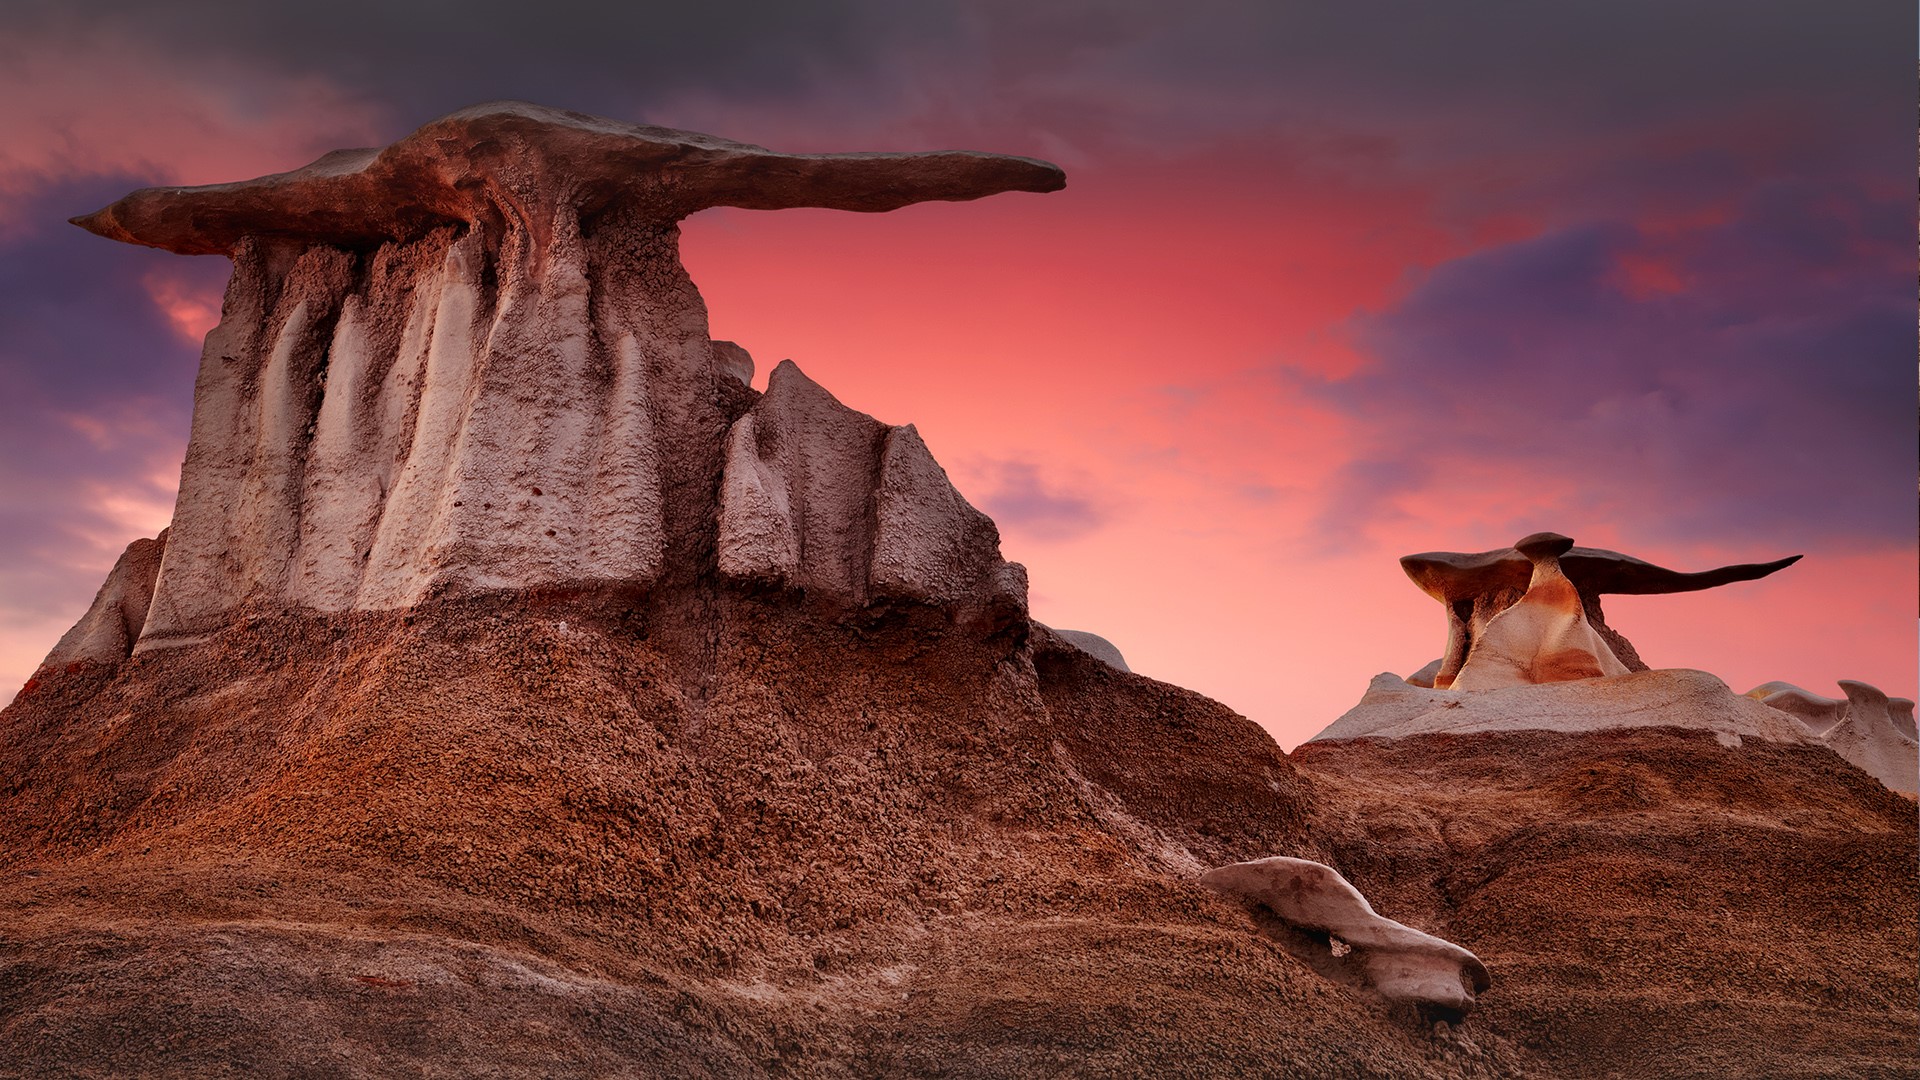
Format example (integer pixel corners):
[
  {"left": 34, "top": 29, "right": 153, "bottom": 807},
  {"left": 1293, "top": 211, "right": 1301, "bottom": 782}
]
[{"left": 1, "top": 105, "right": 1913, "bottom": 1078}]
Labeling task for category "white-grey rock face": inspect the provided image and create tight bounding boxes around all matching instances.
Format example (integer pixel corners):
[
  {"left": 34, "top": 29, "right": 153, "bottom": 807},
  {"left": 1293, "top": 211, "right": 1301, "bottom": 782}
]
[
  {"left": 1748, "top": 679, "right": 1918, "bottom": 794},
  {"left": 1049, "top": 628, "right": 1130, "bottom": 672},
  {"left": 1309, "top": 668, "right": 1817, "bottom": 748},
  {"left": 1200, "top": 856, "right": 1490, "bottom": 1017},
  {"left": 718, "top": 361, "right": 1023, "bottom": 615},
  {"left": 55, "top": 103, "right": 1059, "bottom": 660},
  {"left": 39, "top": 532, "right": 168, "bottom": 668}
]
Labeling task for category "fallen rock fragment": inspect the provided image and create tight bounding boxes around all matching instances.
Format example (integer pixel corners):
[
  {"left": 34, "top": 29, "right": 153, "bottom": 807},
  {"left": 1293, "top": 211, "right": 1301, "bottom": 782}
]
[{"left": 1201, "top": 856, "right": 1490, "bottom": 1019}]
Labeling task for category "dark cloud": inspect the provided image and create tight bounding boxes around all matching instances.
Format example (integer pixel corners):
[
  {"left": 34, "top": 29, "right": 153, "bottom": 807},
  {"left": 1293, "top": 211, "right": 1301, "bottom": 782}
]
[
  {"left": 9, "top": 2, "right": 1907, "bottom": 162},
  {"left": 974, "top": 461, "right": 1107, "bottom": 542},
  {"left": 1314, "top": 173, "right": 1911, "bottom": 550},
  {"left": 10, "top": 0, "right": 938, "bottom": 131}
]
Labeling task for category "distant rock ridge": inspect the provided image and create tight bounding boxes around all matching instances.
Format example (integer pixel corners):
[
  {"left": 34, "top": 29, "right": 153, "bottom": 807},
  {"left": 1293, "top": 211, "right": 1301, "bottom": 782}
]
[
  {"left": 51, "top": 102, "right": 1064, "bottom": 662},
  {"left": 1308, "top": 668, "right": 1817, "bottom": 747},
  {"left": 1745, "top": 679, "right": 1918, "bottom": 795}
]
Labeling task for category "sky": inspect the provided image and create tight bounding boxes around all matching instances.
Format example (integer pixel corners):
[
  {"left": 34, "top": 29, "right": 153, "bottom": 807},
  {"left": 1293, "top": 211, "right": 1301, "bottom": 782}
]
[{"left": 1, "top": 1, "right": 1913, "bottom": 747}]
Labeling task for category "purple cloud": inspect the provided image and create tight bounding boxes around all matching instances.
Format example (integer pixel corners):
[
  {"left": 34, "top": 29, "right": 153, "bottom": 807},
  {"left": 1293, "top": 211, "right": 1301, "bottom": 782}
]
[
  {"left": 1312, "top": 175, "right": 1910, "bottom": 551},
  {"left": 974, "top": 461, "right": 1107, "bottom": 542}
]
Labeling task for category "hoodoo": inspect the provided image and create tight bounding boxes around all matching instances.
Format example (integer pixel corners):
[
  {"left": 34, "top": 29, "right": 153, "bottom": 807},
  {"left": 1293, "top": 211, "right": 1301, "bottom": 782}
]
[
  {"left": 59, "top": 101, "right": 1063, "bottom": 656},
  {"left": 1399, "top": 532, "right": 1799, "bottom": 689}
]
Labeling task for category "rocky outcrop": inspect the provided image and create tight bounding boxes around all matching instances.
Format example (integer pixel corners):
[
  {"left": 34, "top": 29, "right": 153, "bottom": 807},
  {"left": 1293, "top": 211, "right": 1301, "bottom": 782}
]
[
  {"left": 1309, "top": 668, "right": 1816, "bottom": 747},
  {"left": 65, "top": 102, "right": 1061, "bottom": 654},
  {"left": 717, "top": 361, "right": 1023, "bottom": 619},
  {"left": 1201, "top": 856, "right": 1490, "bottom": 1019},
  {"left": 1401, "top": 532, "right": 1798, "bottom": 688},
  {"left": 1293, "top": 727, "right": 1918, "bottom": 1079},
  {"left": 1749, "top": 679, "right": 1919, "bottom": 794},
  {"left": 37, "top": 531, "right": 167, "bottom": 668}
]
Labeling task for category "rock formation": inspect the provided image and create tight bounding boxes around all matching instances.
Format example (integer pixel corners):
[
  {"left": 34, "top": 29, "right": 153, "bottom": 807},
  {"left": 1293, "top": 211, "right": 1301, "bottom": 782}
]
[
  {"left": 1309, "top": 668, "right": 1817, "bottom": 746},
  {"left": 62, "top": 101, "right": 1063, "bottom": 654},
  {"left": 36, "top": 531, "right": 167, "bottom": 669},
  {"left": 1400, "top": 532, "right": 1798, "bottom": 688},
  {"left": 1747, "top": 679, "right": 1919, "bottom": 794},
  {"left": 6, "top": 102, "right": 1915, "bottom": 1079},
  {"left": 1200, "top": 856, "right": 1490, "bottom": 1019},
  {"left": 1042, "top": 626, "right": 1131, "bottom": 672},
  {"left": 1446, "top": 532, "right": 1630, "bottom": 690}
]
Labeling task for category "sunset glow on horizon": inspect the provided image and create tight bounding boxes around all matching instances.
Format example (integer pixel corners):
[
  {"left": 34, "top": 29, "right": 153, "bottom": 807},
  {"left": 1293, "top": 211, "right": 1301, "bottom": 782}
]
[{"left": 2, "top": 3, "right": 1911, "bottom": 747}]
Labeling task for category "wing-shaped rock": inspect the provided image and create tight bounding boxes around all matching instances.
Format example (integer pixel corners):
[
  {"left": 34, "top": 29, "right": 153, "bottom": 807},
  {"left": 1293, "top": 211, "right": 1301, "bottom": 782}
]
[
  {"left": 1400, "top": 532, "right": 1798, "bottom": 688},
  {"left": 1450, "top": 532, "right": 1630, "bottom": 690}
]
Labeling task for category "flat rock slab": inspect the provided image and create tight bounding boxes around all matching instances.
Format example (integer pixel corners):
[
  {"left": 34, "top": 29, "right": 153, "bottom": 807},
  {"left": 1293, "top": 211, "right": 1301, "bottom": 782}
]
[{"left": 1310, "top": 668, "right": 1817, "bottom": 747}]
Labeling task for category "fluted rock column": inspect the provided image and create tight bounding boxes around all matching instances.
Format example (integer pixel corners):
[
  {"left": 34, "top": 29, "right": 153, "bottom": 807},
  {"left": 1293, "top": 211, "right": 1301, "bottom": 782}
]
[{"left": 63, "top": 102, "right": 1063, "bottom": 653}]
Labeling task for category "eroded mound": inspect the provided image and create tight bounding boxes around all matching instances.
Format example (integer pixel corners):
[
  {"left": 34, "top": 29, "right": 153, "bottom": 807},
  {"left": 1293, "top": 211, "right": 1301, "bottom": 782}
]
[
  {"left": 2, "top": 591, "right": 1534, "bottom": 1078},
  {"left": 1294, "top": 729, "right": 1919, "bottom": 1079}
]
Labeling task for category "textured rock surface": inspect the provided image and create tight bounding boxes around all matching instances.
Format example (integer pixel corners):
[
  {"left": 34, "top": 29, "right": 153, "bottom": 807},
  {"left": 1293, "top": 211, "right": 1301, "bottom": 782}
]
[
  {"left": 1449, "top": 533, "right": 1630, "bottom": 691},
  {"left": 65, "top": 102, "right": 1057, "bottom": 654},
  {"left": 1401, "top": 533, "right": 1798, "bottom": 688},
  {"left": 1309, "top": 668, "right": 1817, "bottom": 747},
  {"left": 72, "top": 101, "right": 1066, "bottom": 256},
  {"left": 1200, "top": 856, "right": 1490, "bottom": 1018},
  {"left": 1, "top": 593, "right": 1526, "bottom": 1079},
  {"left": 1295, "top": 728, "right": 1918, "bottom": 1079},
  {"left": 715, "top": 361, "right": 1021, "bottom": 618},
  {"left": 1750, "top": 679, "right": 1919, "bottom": 794},
  {"left": 37, "top": 531, "right": 167, "bottom": 668}
]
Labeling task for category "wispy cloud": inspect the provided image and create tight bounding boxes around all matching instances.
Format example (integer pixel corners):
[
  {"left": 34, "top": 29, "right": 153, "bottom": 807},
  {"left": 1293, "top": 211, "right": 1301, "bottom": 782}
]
[{"left": 972, "top": 460, "right": 1108, "bottom": 542}]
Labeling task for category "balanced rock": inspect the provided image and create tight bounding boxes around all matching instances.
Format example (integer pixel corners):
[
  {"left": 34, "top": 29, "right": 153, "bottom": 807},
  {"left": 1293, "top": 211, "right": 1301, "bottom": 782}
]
[
  {"left": 1401, "top": 532, "right": 1798, "bottom": 689},
  {"left": 1448, "top": 532, "right": 1630, "bottom": 690},
  {"left": 58, "top": 102, "right": 1063, "bottom": 657},
  {"left": 1200, "top": 856, "right": 1490, "bottom": 1018}
]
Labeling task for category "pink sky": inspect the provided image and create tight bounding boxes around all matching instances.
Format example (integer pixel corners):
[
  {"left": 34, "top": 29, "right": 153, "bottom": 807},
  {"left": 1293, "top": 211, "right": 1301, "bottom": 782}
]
[{"left": 1, "top": 4, "right": 1911, "bottom": 747}]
